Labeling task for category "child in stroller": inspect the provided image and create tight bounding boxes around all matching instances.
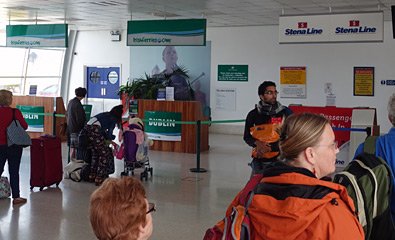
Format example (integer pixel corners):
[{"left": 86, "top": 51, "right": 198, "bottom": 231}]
[{"left": 119, "top": 117, "right": 153, "bottom": 181}]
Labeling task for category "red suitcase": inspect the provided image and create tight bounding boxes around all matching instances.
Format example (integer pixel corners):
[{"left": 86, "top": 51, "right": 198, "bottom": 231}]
[{"left": 30, "top": 136, "right": 63, "bottom": 191}]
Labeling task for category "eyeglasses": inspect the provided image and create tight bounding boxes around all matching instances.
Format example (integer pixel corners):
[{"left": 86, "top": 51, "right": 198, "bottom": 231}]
[
  {"left": 315, "top": 141, "right": 338, "bottom": 150},
  {"left": 146, "top": 202, "right": 156, "bottom": 214},
  {"left": 264, "top": 90, "right": 279, "bottom": 95}
]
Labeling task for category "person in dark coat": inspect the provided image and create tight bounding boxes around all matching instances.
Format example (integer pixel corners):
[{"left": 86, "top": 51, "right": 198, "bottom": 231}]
[
  {"left": 66, "top": 87, "right": 87, "bottom": 159},
  {"left": 81, "top": 105, "right": 123, "bottom": 185},
  {"left": 243, "top": 81, "right": 292, "bottom": 173}
]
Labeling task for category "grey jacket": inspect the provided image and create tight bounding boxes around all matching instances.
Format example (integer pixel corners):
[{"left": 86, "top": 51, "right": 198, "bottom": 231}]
[{"left": 66, "top": 97, "right": 86, "bottom": 134}]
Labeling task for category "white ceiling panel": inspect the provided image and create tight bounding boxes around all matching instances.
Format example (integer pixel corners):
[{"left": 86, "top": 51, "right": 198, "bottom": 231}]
[{"left": 0, "top": 0, "right": 393, "bottom": 31}]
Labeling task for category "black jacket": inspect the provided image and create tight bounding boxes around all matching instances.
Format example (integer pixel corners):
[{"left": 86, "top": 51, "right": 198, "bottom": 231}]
[{"left": 66, "top": 97, "right": 86, "bottom": 134}]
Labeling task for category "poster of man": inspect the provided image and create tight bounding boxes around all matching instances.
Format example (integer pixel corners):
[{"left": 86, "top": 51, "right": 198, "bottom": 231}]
[{"left": 130, "top": 42, "right": 211, "bottom": 115}]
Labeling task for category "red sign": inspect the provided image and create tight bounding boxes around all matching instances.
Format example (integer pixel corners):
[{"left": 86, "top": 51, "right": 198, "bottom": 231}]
[
  {"left": 349, "top": 20, "right": 360, "bottom": 27},
  {"left": 288, "top": 106, "right": 353, "bottom": 147},
  {"left": 298, "top": 22, "right": 308, "bottom": 28}
]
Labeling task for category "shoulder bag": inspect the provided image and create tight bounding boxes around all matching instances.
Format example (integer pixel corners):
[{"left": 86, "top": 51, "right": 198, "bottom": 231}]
[
  {"left": 7, "top": 108, "right": 32, "bottom": 147},
  {"left": 0, "top": 176, "right": 11, "bottom": 198}
]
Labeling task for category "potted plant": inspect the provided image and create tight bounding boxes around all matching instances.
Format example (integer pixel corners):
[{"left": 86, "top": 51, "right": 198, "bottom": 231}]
[{"left": 118, "top": 66, "right": 193, "bottom": 101}]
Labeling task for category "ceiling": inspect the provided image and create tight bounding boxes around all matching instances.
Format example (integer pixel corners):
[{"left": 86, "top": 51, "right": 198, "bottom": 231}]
[{"left": 0, "top": 0, "right": 395, "bottom": 31}]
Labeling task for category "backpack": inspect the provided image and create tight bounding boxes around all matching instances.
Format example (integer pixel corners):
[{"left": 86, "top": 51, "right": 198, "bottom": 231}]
[
  {"left": 203, "top": 174, "right": 263, "bottom": 240},
  {"left": 333, "top": 136, "right": 395, "bottom": 240}
]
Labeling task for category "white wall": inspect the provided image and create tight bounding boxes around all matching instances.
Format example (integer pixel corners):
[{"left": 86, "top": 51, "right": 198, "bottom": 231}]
[
  {"left": 68, "top": 30, "right": 130, "bottom": 116},
  {"left": 208, "top": 22, "right": 395, "bottom": 133},
  {"left": 69, "top": 23, "right": 395, "bottom": 133}
]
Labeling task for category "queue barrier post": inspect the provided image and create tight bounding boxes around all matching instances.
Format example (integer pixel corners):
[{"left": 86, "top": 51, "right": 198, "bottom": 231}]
[{"left": 190, "top": 120, "right": 207, "bottom": 173}]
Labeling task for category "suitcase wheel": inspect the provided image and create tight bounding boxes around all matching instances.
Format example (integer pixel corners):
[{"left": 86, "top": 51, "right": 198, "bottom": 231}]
[
  {"left": 39, "top": 187, "right": 44, "bottom": 191},
  {"left": 30, "top": 186, "right": 33, "bottom": 190},
  {"left": 149, "top": 167, "right": 153, "bottom": 176}
]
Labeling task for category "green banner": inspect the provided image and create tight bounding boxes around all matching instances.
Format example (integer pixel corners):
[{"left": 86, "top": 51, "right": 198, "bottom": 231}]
[
  {"left": 82, "top": 104, "right": 93, "bottom": 120},
  {"left": 218, "top": 65, "right": 249, "bottom": 81},
  {"left": 144, "top": 111, "right": 181, "bottom": 141},
  {"left": 6, "top": 24, "right": 68, "bottom": 48},
  {"left": 16, "top": 105, "right": 44, "bottom": 132},
  {"left": 127, "top": 19, "right": 206, "bottom": 46},
  {"left": 82, "top": 104, "right": 92, "bottom": 121}
]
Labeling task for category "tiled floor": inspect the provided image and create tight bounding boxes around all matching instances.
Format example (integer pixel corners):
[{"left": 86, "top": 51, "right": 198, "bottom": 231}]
[{"left": 0, "top": 134, "right": 252, "bottom": 240}]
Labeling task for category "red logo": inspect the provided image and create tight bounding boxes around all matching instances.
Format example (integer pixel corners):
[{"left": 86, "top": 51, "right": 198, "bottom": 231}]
[
  {"left": 271, "top": 117, "right": 283, "bottom": 124},
  {"left": 349, "top": 20, "right": 360, "bottom": 27},
  {"left": 298, "top": 22, "right": 307, "bottom": 28}
]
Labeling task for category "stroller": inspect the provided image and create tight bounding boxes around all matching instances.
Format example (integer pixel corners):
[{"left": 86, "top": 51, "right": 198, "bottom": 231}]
[{"left": 120, "top": 118, "right": 153, "bottom": 181}]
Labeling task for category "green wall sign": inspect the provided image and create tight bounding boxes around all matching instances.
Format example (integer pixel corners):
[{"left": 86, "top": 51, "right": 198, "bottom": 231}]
[
  {"left": 144, "top": 111, "right": 181, "bottom": 141},
  {"left": 82, "top": 104, "right": 93, "bottom": 120},
  {"left": 218, "top": 65, "right": 248, "bottom": 82},
  {"left": 127, "top": 19, "right": 206, "bottom": 46},
  {"left": 6, "top": 24, "right": 68, "bottom": 48},
  {"left": 16, "top": 105, "right": 44, "bottom": 132}
]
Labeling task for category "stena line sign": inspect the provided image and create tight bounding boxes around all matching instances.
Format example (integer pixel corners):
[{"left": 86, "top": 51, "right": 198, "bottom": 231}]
[{"left": 279, "top": 11, "right": 383, "bottom": 43}]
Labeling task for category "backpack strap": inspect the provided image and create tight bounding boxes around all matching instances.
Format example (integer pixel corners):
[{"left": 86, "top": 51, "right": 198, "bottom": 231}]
[
  {"left": 354, "top": 159, "right": 378, "bottom": 218},
  {"left": 222, "top": 174, "right": 263, "bottom": 240},
  {"left": 337, "top": 171, "right": 367, "bottom": 226},
  {"left": 239, "top": 174, "right": 264, "bottom": 205},
  {"left": 363, "top": 136, "right": 378, "bottom": 155}
]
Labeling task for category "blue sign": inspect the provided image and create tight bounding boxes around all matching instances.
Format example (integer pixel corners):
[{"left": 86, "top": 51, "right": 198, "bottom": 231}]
[
  {"left": 386, "top": 80, "right": 395, "bottom": 86},
  {"left": 86, "top": 66, "right": 120, "bottom": 99}
]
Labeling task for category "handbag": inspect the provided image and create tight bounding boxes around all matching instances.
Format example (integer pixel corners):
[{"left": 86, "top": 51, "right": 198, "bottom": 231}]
[
  {"left": 7, "top": 109, "right": 32, "bottom": 147},
  {"left": 113, "top": 143, "right": 124, "bottom": 160},
  {"left": 64, "top": 159, "right": 86, "bottom": 182},
  {"left": 0, "top": 176, "right": 11, "bottom": 199}
]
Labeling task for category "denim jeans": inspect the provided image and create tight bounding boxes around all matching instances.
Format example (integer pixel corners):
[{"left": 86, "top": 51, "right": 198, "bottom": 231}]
[{"left": 0, "top": 144, "right": 23, "bottom": 198}]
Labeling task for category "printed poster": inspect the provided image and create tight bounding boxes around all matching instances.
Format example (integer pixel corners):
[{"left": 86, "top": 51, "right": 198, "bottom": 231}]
[
  {"left": 354, "top": 67, "right": 374, "bottom": 96},
  {"left": 130, "top": 42, "right": 211, "bottom": 116},
  {"left": 280, "top": 66, "right": 306, "bottom": 98}
]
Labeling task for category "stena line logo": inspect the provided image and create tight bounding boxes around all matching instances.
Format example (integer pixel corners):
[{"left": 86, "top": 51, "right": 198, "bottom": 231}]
[
  {"left": 335, "top": 20, "right": 376, "bottom": 34},
  {"left": 284, "top": 22, "right": 323, "bottom": 36}
]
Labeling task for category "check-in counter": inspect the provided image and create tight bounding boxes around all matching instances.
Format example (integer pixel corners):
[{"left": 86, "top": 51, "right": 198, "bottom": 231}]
[
  {"left": 11, "top": 96, "right": 66, "bottom": 140},
  {"left": 137, "top": 100, "right": 209, "bottom": 153}
]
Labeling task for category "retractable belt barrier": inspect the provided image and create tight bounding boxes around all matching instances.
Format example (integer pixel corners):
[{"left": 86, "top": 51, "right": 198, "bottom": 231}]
[{"left": 21, "top": 112, "right": 371, "bottom": 173}]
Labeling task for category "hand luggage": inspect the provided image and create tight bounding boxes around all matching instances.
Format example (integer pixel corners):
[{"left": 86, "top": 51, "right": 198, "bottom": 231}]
[{"left": 30, "top": 136, "right": 63, "bottom": 191}]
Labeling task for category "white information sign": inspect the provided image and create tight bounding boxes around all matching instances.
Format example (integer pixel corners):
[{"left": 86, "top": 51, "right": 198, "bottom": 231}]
[
  {"left": 279, "top": 12, "right": 383, "bottom": 43},
  {"left": 215, "top": 88, "right": 236, "bottom": 111}
]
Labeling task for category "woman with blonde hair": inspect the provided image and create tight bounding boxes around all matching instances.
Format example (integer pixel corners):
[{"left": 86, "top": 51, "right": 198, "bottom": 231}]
[
  {"left": 214, "top": 113, "right": 364, "bottom": 239},
  {"left": 0, "top": 89, "right": 28, "bottom": 205},
  {"left": 89, "top": 177, "right": 154, "bottom": 240}
]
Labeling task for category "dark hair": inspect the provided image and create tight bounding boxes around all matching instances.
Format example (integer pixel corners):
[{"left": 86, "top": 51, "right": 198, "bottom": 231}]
[
  {"left": 75, "top": 87, "right": 87, "bottom": 98},
  {"left": 258, "top": 81, "right": 276, "bottom": 96},
  {"left": 110, "top": 105, "right": 123, "bottom": 123}
]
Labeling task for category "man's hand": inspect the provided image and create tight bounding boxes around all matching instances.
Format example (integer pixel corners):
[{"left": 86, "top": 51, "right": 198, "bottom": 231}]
[{"left": 255, "top": 140, "right": 271, "bottom": 158}]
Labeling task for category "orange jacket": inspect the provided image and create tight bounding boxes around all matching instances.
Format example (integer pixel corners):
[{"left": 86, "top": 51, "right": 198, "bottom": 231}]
[{"left": 225, "top": 166, "right": 364, "bottom": 240}]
